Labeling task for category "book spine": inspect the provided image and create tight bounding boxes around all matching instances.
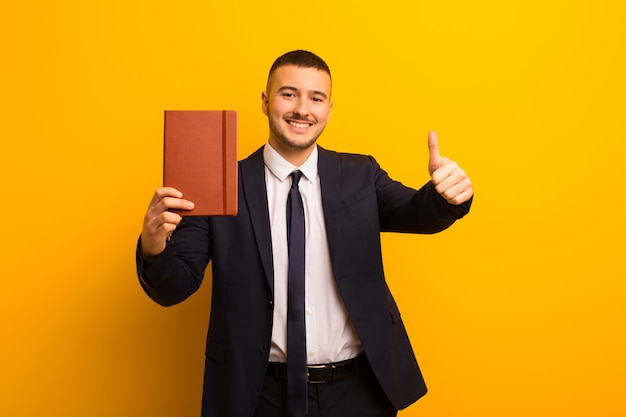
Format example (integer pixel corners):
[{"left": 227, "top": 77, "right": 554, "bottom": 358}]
[{"left": 222, "top": 110, "right": 238, "bottom": 215}]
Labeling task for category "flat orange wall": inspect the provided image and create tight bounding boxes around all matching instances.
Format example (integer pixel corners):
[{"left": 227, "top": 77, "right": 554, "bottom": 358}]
[{"left": 2, "top": 1, "right": 625, "bottom": 416}]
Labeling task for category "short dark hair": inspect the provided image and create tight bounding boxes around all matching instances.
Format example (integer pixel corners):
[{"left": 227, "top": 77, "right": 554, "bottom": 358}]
[{"left": 267, "top": 50, "right": 331, "bottom": 83}]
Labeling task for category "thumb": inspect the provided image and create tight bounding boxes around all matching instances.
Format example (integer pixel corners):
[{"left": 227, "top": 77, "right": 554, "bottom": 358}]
[{"left": 428, "top": 130, "right": 442, "bottom": 176}]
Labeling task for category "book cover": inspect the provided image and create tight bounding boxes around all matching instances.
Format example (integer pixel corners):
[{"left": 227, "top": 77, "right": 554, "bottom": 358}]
[{"left": 163, "top": 110, "right": 238, "bottom": 216}]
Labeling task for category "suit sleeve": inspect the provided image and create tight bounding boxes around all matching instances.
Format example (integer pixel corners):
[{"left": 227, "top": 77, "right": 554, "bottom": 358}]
[
  {"left": 135, "top": 216, "right": 212, "bottom": 306},
  {"left": 371, "top": 156, "right": 472, "bottom": 234}
]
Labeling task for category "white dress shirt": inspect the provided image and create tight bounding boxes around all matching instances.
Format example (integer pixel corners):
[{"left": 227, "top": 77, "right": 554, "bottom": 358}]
[{"left": 263, "top": 143, "right": 362, "bottom": 365}]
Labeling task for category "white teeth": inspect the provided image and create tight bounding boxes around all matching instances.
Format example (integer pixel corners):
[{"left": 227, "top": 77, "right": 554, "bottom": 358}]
[{"left": 289, "top": 121, "right": 310, "bottom": 129}]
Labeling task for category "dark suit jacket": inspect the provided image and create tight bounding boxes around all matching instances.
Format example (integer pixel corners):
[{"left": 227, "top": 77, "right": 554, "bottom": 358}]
[{"left": 137, "top": 146, "right": 471, "bottom": 417}]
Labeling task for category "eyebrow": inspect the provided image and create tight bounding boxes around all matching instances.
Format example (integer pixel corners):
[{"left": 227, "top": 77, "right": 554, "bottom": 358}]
[{"left": 276, "top": 85, "right": 329, "bottom": 100}]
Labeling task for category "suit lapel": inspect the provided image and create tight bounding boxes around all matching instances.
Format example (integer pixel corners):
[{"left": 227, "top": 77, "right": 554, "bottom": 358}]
[
  {"left": 318, "top": 147, "right": 341, "bottom": 270},
  {"left": 240, "top": 147, "right": 274, "bottom": 292}
]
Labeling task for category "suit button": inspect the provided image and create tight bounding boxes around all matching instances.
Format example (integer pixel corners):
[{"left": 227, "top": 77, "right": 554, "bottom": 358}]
[
  {"left": 259, "top": 344, "right": 268, "bottom": 354},
  {"left": 268, "top": 300, "right": 274, "bottom": 309}
]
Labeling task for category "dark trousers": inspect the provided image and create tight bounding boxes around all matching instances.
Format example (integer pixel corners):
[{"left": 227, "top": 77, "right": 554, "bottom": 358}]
[{"left": 253, "top": 365, "right": 397, "bottom": 417}]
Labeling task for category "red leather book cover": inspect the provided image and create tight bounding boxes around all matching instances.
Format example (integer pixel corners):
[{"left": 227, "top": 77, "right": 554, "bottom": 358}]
[{"left": 164, "top": 110, "right": 238, "bottom": 216}]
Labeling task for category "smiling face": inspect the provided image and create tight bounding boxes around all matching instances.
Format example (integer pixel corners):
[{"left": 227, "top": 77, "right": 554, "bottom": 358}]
[{"left": 262, "top": 64, "right": 333, "bottom": 165}]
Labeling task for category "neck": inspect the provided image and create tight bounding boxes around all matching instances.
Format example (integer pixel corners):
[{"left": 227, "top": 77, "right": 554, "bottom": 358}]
[{"left": 268, "top": 138, "right": 316, "bottom": 167}]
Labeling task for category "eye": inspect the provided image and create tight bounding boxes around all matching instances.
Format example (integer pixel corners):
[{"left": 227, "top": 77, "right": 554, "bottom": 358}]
[
  {"left": 311, "top": 96, "right": 324, "bottom": 103},
  {"left": 281, "top": 92, "right": 295, "bottom": 98}
]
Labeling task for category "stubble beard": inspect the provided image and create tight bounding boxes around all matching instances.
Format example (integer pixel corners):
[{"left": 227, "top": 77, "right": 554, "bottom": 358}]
[{"left": 269, "top": 120, "right": 323, "bottom": 151}]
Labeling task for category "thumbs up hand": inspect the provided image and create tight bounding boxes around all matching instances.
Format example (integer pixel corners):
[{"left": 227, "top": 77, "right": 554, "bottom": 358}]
[{"left": 428, "top": 131, "right": 473, "bottom": 205}]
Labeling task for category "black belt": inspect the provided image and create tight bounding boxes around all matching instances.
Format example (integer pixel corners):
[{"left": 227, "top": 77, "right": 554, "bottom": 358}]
[{"left": 266, "top": 354, "right": 369, "bottom": 384}]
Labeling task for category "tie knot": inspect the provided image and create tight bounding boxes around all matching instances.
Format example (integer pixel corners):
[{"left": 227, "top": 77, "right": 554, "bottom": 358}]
[{"left": 290, "top": 170, "right": 303, "bottom": 187}]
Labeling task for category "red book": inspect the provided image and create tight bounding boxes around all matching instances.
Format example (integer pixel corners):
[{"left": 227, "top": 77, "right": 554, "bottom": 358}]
[{"left": 164, "top": 110, "right": 238, "bottom": 216}]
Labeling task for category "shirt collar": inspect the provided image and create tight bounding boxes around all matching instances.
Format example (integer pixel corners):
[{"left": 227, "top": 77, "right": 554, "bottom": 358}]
[{"left": 263, "top": 142, "right": 318, "bottom": 183}]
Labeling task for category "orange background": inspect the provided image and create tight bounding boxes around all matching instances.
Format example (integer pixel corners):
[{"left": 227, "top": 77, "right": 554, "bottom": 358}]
[{"left": 1, "top": 1, "right": 625, "bottom": 416}]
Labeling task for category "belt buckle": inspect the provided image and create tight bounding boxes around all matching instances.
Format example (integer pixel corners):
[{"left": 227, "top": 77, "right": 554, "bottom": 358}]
[{"left": 307, "top": 364, "right": 335, "bottom": 384}]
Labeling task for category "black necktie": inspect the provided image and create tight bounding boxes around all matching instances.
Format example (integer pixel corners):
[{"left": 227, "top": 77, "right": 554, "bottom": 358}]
[{"left": 286, "top": 170, "right": 307, "bottom": 417}]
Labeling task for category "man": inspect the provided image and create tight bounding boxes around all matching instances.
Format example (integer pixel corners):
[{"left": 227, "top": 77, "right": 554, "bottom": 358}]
[{"left": 137, "top": 50, "right": 473, "bottom": 417}]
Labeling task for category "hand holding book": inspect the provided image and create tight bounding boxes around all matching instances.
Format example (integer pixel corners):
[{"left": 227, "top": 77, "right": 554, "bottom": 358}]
[{"left": 140, "top": 187, "right": 194, "bottom": 261}]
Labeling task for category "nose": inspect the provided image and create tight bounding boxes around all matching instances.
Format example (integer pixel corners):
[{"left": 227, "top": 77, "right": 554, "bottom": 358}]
[{"left": 292, "top": 97, "right": 309, "bottom": 117}]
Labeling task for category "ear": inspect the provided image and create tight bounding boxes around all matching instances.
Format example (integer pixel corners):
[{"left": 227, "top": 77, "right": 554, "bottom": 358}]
[
  {"left": 261, "top": 91, "right": 269, "bottom": 116},
  {"left": 327, "top": 101, "right": 333, "bottom": 121}
]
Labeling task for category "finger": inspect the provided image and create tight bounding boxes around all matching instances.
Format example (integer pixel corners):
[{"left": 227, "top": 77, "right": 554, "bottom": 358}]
[
  {"left": 440, "top": 182, "right": 474, "bottom": 205},
  {"left": 150, "top": 187, "right": 183, "bottom": 206},
  {"left": 161, "top": 196, "right": 195, "bottom": 212},
  {"left": 430, "top": 157, "right": 454, "bottom": 185},
  {"left": 143, "top": 211, "right": 183, "bottom": 244},
  {"left": 160, "top": 210, "right": 185, "bottom": 226},
  {"left": 428, "top": 130, "right": 442, "bottom": 176},
  {"left": 434, "top": 170, "right": 473, "bottom": 204},
  {"left": 145, "top": 209, "right": 177, "bottom": 232},
  {"left": 141, "top": 212, "right": 180, "bottom": 257},
  {"left": 166, "top": 215, "right": 185, "bottom": 241},
  {"left": 433, "top": 163, "right": 466, "bottom": 191},
  {"left": 156, "top": 187, "right": 183, "bottom": 199},
  {"left": 145, "top": 199, "right": 192, "bottom": 226},
  {"left": 144, "top": 195, "right": 190, "bottom": 235},
  {"left": 156, "top": 219, "right": 178, "bottom": 237}
]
